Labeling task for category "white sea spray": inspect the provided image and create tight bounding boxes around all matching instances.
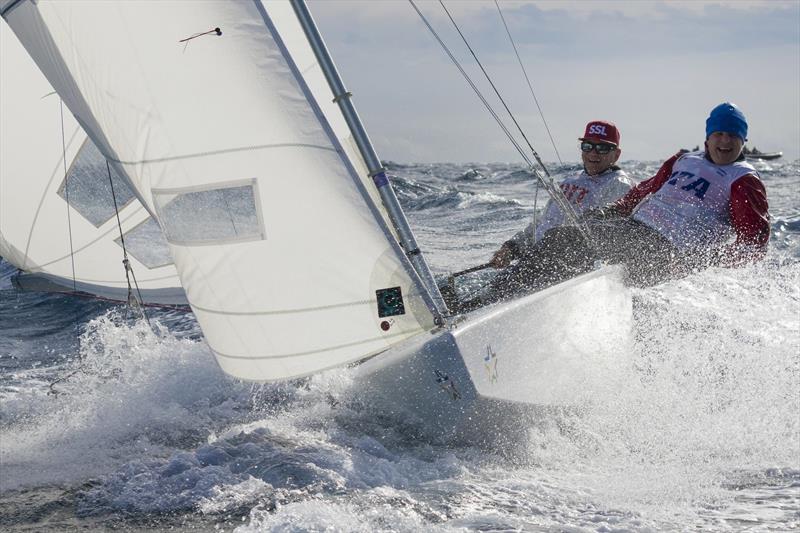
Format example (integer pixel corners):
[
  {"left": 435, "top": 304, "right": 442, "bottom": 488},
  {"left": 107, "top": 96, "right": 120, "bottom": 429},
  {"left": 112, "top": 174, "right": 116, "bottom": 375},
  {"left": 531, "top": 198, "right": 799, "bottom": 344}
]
[{"left": 1, "top": 160, "right": 798, "bottom": 532}]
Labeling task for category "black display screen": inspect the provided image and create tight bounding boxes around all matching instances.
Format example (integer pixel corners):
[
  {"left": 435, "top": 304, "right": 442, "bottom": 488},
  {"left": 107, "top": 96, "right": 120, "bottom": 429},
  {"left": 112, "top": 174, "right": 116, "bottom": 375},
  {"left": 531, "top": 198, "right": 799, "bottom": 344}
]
[{"left": 376, "top": 286, "right": 405, "bottom": 318}]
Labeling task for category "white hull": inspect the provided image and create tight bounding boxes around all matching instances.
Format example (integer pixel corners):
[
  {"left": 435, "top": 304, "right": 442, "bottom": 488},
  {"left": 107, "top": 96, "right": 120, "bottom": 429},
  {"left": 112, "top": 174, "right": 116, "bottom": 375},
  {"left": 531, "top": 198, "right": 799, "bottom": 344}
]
[{"left": 352, "top": 265, "right": 632, "bottom": 444}]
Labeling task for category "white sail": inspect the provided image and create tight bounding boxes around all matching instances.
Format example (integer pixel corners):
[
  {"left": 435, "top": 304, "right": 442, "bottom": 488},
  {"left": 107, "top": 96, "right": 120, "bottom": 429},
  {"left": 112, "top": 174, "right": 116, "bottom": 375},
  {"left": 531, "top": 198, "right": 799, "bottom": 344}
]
[
  {"left": 268, "top": 3, "right": 394, "bottom": 232},
  {"left": 0, "top": 18, "right": 185, "bottom": 305},
  {"left": 2, "top": 0, "right": 437, "bottom": 381}
]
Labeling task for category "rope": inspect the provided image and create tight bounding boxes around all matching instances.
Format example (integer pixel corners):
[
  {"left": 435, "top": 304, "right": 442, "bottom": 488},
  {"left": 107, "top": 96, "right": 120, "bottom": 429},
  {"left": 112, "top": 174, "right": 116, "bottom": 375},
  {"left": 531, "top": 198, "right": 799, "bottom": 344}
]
[
  {"left": 494, "top": 0, "right": 563, "bottom": 166},
  {"left": 106, "top": 160, "right": 151, "bottom": 327},
  {"left": 179, "top": 27, "right": 221, "bottom": 43},
  {"left": 494, "top": 0, "right": 558, "bottom": 239},
  {"left": 436, "top": 0, "right": 581, "bottom": 231},
  {"left": 438, "top": 0, "right": 548, "bottom": 177},
  {"left": 59, "top": 100, "right": 78, "bottom": 291},
  {"left": 179, "top": 27, "right": 222, "bottom": 52},
  {"left": 407, "top": 1, "right": 529, "bottom": 170},
  {"left": 409, "top": 0, "right": 594, "bottom": 250}
]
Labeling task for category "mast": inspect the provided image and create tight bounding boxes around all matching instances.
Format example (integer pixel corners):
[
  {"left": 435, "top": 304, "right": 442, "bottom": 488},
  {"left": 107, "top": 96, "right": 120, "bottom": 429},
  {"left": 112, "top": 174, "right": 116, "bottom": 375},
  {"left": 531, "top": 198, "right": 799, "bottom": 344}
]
[{"left": 289, "top": 0, "right": 448, "bottom": 322}]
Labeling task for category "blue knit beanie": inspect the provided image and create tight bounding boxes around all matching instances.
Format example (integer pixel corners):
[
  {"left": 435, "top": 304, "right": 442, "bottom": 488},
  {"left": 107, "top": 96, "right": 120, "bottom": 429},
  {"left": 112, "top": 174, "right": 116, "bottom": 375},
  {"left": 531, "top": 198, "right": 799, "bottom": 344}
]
[{"left": 705, "top": 102, "right": 748, "bottom": 141}]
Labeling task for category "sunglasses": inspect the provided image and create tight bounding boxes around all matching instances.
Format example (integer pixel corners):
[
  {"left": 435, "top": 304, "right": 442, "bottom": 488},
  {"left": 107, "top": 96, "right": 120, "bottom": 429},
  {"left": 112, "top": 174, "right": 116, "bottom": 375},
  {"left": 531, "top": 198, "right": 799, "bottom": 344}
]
[{"left": 580, "top": 141, "right": 616, "bottom": 154}]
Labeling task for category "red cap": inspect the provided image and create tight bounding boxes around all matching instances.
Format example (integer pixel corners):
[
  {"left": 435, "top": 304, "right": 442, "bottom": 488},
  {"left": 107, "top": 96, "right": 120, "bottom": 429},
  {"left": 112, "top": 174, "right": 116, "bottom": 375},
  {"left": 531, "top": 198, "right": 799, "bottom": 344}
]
[{"left": 579, "top": 120, "right": 620, "bottom": 146}]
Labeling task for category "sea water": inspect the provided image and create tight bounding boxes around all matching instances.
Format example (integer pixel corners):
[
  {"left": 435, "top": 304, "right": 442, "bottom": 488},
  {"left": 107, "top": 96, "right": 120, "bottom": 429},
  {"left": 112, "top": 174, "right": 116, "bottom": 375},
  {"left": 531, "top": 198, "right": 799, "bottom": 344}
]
[{"left": 1, "top": 160, "right": 798, "bottom": 532}]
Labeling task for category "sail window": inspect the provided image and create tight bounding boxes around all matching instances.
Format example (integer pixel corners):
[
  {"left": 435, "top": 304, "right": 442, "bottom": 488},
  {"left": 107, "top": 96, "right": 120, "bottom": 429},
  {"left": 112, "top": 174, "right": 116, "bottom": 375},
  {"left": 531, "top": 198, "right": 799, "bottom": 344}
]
[
  {"left": 58, "top": 140, "right": 136, "bottom": 227},
  {"left": 152, "top": 180, "right": 264, "bottom": 246},
  {"left": 114, "top": 217, "right": 173, "bottom": 269}
]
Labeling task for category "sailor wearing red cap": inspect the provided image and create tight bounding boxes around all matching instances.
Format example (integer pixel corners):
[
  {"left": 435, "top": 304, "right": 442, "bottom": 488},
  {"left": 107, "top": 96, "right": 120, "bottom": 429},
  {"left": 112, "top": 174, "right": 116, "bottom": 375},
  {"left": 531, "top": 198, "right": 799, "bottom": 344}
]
[{"left": 489, "top": 120, "right": 634, "bottom": 269}]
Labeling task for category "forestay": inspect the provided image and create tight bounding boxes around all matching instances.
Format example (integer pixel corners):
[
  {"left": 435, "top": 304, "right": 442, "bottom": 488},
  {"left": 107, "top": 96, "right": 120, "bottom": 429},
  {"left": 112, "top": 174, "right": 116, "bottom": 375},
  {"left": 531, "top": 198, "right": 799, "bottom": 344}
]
[
  {"left": 0, "top": 19, "right": 185, "bottom": 304},
  {"left": 2, "top": 0, "right": 437, "bottom": 380}
]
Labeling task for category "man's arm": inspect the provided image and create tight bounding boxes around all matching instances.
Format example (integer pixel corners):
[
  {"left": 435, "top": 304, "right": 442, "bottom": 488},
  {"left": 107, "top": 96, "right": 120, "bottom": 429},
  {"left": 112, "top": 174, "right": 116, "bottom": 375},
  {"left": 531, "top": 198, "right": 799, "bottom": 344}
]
[
  {"left": 492, "top": 195, "right": 561, "bottom": 267},
  {"left": 716, "top": 174, "right": 770, "bottom": 266},
  {"left": 613, "top": 153, "right": 682, "bottom": 215},
  {"left": 490, "top": 216, "right": 535, "bottom": 268},
  {"left": 489, "top": 240, "right": 519, "bottom": 268}
]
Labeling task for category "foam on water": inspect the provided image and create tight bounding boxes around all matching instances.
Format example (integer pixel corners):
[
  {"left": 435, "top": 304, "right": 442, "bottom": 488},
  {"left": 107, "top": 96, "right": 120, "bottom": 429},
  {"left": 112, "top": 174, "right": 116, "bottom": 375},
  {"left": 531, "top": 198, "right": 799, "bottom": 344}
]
[
  {"left": 24, "top": 262, "right": 792, "bottom": 531},
  {"left": 0, "top": 312, "right": 249, "bottom": 491},
  {"left": 525, "top": 261, "right": 800, "bottom": 526}
]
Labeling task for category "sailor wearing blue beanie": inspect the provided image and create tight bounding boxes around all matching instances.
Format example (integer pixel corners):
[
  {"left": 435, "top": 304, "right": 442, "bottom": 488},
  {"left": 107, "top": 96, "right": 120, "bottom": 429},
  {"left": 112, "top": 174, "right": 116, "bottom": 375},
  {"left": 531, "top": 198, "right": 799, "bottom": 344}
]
[{"left": 706, "top": 102, "right": 748, "bottom": 141}]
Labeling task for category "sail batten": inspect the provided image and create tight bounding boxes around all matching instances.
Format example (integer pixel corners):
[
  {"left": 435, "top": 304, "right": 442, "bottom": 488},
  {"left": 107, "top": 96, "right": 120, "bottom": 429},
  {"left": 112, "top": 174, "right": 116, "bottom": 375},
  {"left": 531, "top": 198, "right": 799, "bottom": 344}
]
[{"left": 3, "top": 0, "right": 437, "bottom": 381}]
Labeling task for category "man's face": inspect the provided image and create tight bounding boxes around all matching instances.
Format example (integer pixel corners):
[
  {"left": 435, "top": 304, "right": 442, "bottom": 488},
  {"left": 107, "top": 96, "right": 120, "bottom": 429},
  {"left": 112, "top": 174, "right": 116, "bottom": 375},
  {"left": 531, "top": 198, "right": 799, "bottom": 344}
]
[
  {"left": 580, "top": 142, "right": 621, "bottom": 176},
  {"left": 706, "top": 131, "right": 744, "bottom": 165}
]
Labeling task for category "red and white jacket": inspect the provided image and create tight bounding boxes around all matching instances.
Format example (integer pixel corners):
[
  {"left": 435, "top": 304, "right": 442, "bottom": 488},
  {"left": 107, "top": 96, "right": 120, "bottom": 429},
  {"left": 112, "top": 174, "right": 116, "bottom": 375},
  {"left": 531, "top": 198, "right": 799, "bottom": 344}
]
[{"left": 614, "top": 150, "right": 770, "bottom": 265}]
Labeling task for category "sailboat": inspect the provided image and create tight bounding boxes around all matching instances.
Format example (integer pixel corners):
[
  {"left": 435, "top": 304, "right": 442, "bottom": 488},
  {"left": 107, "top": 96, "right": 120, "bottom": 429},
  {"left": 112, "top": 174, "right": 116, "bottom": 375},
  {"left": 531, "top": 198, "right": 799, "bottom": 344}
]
[
  {"left": 1, "top": 0, "right": 631, "bottom": 442},
  {"left": 743, "top": 147, "right": 782, "bottom": 161}
]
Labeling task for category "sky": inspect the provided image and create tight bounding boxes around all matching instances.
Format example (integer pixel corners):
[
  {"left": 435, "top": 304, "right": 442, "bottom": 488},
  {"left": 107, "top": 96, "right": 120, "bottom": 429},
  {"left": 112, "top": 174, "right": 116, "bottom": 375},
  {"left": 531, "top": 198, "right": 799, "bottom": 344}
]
[{"left": 310, "top": 0, "right": 800, "bottom": 164}]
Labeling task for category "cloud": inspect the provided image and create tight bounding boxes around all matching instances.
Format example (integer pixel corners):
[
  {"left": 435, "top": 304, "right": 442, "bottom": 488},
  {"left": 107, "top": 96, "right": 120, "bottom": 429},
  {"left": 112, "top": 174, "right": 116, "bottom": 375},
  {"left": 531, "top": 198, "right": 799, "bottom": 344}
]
[{"left": 310, "top": 1, "right": 800, "bottom": 162}]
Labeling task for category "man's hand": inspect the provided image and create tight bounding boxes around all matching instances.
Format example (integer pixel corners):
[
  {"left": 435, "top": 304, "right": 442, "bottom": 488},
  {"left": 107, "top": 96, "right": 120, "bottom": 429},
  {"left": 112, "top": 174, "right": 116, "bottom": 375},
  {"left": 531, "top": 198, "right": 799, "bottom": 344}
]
[{"left": 489, "top": 242, "right": 516, "bottom": 268}]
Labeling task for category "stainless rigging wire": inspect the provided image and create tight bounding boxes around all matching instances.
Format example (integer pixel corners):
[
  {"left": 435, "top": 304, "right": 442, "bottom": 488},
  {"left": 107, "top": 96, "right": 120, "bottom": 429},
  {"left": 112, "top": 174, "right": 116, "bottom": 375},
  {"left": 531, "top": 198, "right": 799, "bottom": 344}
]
[
  {"left": 105, "top": 160, "right": 151, "bottom": 327},
  {"left": 59, "top": 99, "right": 78, "bottom": 291},
  {"left": 494, "top": 0, "right": 562, "bottom": 240},
  {"left": 409, "top": 0, "right": 592, "bottom": 247},
  {"left": 494, "top": 0, "right": 563, "bottom": 166},
  {"left": 437, "top": 0, "right": 546, "bottom": 173}
]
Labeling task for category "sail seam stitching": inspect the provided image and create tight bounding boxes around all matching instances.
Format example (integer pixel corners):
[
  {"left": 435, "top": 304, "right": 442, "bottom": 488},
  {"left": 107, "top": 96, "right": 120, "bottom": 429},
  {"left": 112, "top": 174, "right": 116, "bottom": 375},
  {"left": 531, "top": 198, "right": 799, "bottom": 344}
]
[
  {"left": 188, "top": 293, "right": 429, "bottom": 316},
  {"left": 18, "top": 271, "right": 184, "bottom": 285},
  {"left": 107, "top": 143, "right": 337, "bottom": 165},
  {"left": 210, "top": 330, "right": 419, "bottom": 360},
  {"left": 191, "top": 300, "right": 373, "bottom": 315}
]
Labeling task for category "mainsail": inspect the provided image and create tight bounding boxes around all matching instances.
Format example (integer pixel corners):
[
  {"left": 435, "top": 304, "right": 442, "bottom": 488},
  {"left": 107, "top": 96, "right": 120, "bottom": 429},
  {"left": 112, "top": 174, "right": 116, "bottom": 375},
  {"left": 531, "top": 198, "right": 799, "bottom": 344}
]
[
  {"left": 2, "top": 0, "right": 438, "bottom": 380},
  {"left": 0, "top": 19, "right": 185, "bottom": 304}
]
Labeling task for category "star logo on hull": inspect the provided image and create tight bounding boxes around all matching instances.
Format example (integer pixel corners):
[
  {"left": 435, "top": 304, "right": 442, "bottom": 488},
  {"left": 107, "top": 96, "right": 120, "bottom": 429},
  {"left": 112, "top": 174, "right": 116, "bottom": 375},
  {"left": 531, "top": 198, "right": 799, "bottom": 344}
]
[{"left": 484, "top": 345, "right": 498, "bottom": 383}]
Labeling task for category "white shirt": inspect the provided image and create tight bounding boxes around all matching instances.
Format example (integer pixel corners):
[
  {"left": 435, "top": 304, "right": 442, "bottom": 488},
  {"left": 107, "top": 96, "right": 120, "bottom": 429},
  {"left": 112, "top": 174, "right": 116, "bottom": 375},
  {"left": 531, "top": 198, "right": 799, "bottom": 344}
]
[{"left": 509, "top": 167, "right": 634, "bottom": 251}]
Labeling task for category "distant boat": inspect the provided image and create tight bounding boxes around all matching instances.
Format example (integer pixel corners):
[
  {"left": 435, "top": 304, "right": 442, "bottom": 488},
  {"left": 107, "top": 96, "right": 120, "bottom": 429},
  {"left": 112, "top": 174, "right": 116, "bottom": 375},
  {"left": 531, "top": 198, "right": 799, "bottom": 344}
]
[
  {"left": 743, "top": 146, "right": 782, "bottom": 160},
  {"left": 679, "top": 145, "right": 783, "bottom": 161}
]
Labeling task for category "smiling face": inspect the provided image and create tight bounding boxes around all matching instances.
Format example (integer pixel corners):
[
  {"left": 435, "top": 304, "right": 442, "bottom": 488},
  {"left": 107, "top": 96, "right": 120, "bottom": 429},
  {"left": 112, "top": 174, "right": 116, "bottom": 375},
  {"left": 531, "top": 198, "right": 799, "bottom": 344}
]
[
  {"left": 581, "top": 143, "right": 621, "bottom": 176},
  {"left": 706, "top": 132, "right": 744, "bottom": 165}
]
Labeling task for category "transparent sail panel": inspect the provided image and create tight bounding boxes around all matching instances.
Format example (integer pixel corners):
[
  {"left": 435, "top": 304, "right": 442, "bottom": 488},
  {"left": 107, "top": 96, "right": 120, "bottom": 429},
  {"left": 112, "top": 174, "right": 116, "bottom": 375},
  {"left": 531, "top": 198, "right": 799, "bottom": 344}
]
[
  {"left": 114, "top": 217, "right": 172, "bottom": 269},
  {"left": 153, "top": 181, "right": 264, "bottom": 245},
  {"left": 57, "top": 140, "right": 135, "bottom": 227}
]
